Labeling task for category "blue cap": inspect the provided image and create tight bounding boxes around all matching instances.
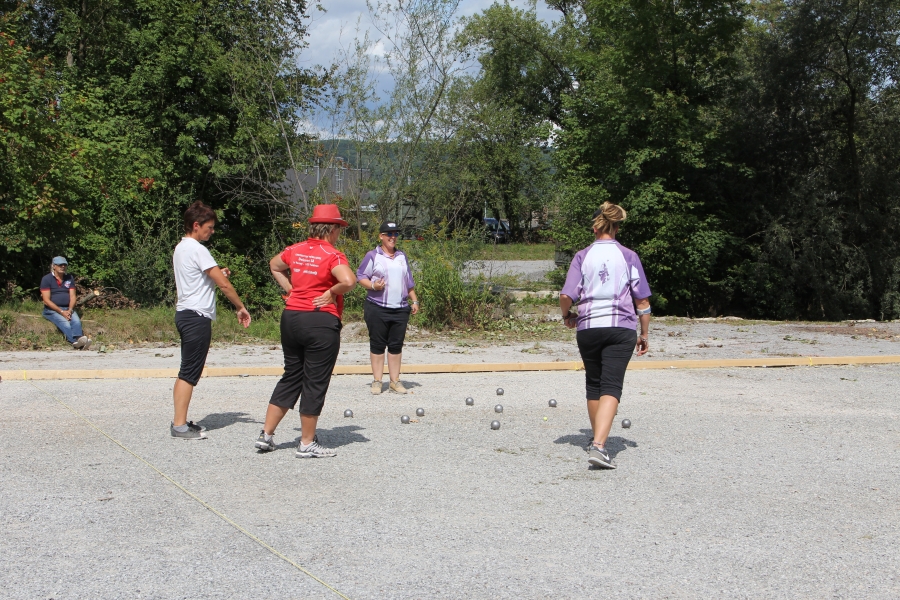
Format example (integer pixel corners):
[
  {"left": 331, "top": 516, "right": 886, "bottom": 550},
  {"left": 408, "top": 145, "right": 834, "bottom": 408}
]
[{"left": 52, "top": 256, "right": 68, "bottom": 265}]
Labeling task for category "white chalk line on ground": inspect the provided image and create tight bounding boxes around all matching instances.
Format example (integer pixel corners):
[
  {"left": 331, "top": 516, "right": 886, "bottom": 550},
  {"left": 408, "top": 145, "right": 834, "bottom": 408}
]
[{"left": 26, "top": 380, "right": 353, "bottom": 600}]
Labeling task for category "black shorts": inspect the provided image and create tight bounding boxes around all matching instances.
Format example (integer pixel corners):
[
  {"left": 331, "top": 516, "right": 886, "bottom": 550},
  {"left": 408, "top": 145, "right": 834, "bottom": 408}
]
[
  {"left": 269, "top": 310, "right": 341, "bottom": 416},
  {"left": 175, "top": 310, "right": 212, "bottom": 386},
  {"left": 576, "top": 327, "right": 636, "bottom": 401},
  {"left": 364, "top": 301, "right": 411, "bottom": 355}
]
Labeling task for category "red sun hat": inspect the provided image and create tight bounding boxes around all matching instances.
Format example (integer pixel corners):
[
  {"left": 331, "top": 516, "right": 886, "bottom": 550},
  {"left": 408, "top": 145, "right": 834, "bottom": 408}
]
[{"left": 308, "top": 203, "right": 349, "bottom": 226}]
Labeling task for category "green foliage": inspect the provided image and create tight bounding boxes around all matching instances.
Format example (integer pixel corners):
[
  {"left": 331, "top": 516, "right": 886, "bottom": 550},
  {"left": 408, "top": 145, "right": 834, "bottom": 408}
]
[
  {"left": 1, "top": 0, "right": 323, "bottom": 309},
  {"left": 464, "top": 0, "right": 900, "bottom": 320}
]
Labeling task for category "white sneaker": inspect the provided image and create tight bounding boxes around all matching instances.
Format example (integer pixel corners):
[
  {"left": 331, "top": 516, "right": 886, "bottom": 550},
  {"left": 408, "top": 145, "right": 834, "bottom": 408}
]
[{"left": 73, "top": 336, "right": 88, "bottom": 349}]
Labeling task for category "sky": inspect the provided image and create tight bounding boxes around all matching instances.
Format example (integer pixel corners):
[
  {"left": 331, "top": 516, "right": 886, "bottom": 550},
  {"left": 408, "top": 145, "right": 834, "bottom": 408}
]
[
  {"left": 298, "top": 1, "right": 558, "bottom": 137},
  {"left": 299, "top": 1, "right": 557, "bottom": 71}
]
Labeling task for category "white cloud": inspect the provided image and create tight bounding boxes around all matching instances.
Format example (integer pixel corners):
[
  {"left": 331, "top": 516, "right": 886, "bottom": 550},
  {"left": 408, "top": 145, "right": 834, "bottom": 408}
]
[{"left": 302, "top": 1, "right": 557, "bottom": 69}]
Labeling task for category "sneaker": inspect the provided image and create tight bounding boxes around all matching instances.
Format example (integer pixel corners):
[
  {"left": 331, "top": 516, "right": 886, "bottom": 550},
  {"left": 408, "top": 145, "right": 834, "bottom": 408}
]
[
  {"left": 370, "top": 380, "right": 383, "bottom": 395},
  {"left": 170, "top": 421, "right": 208, "bottom": 440},
  {"left": 588, "top": 445, "right": 615, "bottom": 469},
  {"left": 81, "top": 337, "right": 93, "bottom": 351},
  {"left": 389, "top": 380, "right": 408, "bottom": 394},
  {"left": 295, "top": 438, "right": 337, "bottom": 458},
  {"left": 255, "top": 430, "right": 275, "bottom": 452},
  {"left": 73, "top": 336, "right": 88, "bottom": 349}
]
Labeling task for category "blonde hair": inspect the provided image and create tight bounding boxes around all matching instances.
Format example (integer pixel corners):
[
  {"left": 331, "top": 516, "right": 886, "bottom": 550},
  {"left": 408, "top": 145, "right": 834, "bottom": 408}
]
[
  {"left": 592, "top": 202, "right": 627, "bottom": 236},
  {"left": 309, "top": 223, "right": 339, "bottom": 239}
]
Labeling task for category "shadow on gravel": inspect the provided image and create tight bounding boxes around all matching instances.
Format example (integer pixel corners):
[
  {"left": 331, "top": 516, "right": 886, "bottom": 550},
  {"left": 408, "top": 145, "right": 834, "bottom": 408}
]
[
  {"left": 197, "top": 411, "right": 258, "bottom": 431},
  {"left": 553, "top": 430, "right": 638, "bottom": 458},
  {"left": 289, "top": 424, "right": 371, "bottom": 449}
]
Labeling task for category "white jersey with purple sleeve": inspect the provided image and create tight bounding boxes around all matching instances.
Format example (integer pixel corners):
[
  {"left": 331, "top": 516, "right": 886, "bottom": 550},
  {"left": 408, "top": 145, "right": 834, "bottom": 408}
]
[
  {"left": 356, "top": 247, "right": 415, "bottom": 308},
  {"left": 561, "top": 240, "right": 651, "bottom": 331}
]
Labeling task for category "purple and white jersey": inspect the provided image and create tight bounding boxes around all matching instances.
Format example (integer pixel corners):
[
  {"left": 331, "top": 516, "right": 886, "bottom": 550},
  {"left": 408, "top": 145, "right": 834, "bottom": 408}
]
[
  {"left": 357, "top": 246, "right": 415, "bottom": 309},
  {"left": 561, "top": 240, "right": 651, "bottom": 331}
]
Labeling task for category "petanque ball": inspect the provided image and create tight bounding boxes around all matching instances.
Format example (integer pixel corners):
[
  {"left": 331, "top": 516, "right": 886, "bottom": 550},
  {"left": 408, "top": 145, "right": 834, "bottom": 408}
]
[
  {"left": 465, "top": 397, "right": 475, "bottom": 406},
  {"left": 490, "top": 420, "right": 501, "bottom": 430},
  {"left": 494, "top": 404, "right": 503, "bottom": 413},
  {"left": 496, "top": 388, "right": 504, "bottom": 396},
  {"left": 401, "top": 415, "right": 410, "bottom": 424},
  {"left": 548, "top": 399, "right": 557, "bottom": 408},
  {"left": 344, "top": 409, "right": 353, "bottom": 418},
  {"left": 622, "top": 419, "right": 632, "bottom": 429},
  {"left": 416, "top": 408, "right": 425, "bottom": 417}
]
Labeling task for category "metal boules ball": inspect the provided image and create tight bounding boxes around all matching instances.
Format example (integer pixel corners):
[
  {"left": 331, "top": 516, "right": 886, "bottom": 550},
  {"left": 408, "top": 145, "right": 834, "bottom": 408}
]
[
  {"left": 494, "top": 404, "right": 503, "bottom": 413},
  {"left": 465, "top": 397, "right": 475, "bottom": 406},
  {"left": 496, "top": 388, "right": 504, "bottom": 396},
  {"left": 490, "top": 420, "right": 501, "bottom": 430},
  {"left": 548, "top": 399, "right": 557, "bottom": 408},
  {"left": 621, "top": 419, "right": 632, "bottom": 429},
  {"left": 416, "top": 408, "right": 425, "bottom": 417},
  {"left": 344, "top": 409, "right": 353, "bottom": 418},
  {"left": 401, "top": 415, "right": 410, "bottom": 424}
]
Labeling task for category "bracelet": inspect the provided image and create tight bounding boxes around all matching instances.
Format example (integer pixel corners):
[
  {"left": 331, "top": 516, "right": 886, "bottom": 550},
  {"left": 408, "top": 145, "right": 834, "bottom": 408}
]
[
  {"left": 636, "top": 306, "right": 652, "bottom": 316},
  {"left": 411, "top": 301, "right": 419, "bottom": 305}
]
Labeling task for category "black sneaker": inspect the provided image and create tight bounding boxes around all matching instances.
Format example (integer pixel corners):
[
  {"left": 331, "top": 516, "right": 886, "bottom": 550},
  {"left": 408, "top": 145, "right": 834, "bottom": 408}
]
[
  {"left": 588, "top": 445, "right": 615, "bottom": 469},
  {"left": 170, "top": 421, "right": 208, "bottom": 440},
  {"left": 255, "top": 430, "right": 276, "bottom": 452}
]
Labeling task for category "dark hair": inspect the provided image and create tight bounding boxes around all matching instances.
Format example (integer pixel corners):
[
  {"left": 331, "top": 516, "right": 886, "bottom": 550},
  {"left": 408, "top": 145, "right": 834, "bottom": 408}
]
[{"left": 183, "top": 201, "right": 217, "bottom": 233}]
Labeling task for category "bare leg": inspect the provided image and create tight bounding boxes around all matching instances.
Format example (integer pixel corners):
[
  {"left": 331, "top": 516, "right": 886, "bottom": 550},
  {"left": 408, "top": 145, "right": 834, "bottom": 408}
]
[
  {"left": 387, "top": 352, "right": 402, "bottom": 383},
  {"left": 370, "top": 352, "right": 385, "bottom": 381},
  {"left": 173, "top": 379, "right": 194, "bottom": 426},
  {"left": 299, "top": 413, "right": 319, "bottom": 446},
  {"left": 588, "top": 395, "right": 619, "bottom": 446},
  {"left": 263, "top": 404, "right": 291, "bottom": 435}
]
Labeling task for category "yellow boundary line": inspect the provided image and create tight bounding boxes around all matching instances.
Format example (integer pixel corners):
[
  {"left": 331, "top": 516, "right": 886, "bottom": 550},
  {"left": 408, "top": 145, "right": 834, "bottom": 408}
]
[
  {"left": 3, "top": 355, "right": 899, "bottom": 381},
  {"left": 26, "top": 381, "right": 352, "bottom": 600}
]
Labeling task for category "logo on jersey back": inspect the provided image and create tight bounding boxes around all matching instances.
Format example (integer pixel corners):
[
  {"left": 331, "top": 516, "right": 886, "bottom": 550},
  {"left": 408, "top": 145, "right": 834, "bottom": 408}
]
[{"left": 598, "top": 263, "right": 610, "bottom": 284}]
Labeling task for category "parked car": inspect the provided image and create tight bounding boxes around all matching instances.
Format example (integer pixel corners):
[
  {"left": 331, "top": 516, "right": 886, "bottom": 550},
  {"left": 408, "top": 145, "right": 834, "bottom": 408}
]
[{"left": 483, "top": 218, "right": 510, "bottom": 244}]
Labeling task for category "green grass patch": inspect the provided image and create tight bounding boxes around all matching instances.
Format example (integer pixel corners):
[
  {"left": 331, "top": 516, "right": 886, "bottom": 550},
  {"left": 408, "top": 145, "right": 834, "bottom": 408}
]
[{"left": 0, "top": 300, "right": 283, "bottom": 350}]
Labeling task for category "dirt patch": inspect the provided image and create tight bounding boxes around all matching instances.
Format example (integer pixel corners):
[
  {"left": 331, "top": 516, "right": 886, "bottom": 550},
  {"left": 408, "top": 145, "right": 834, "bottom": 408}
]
[{"left": 792, "top": 323, "right": 900, "bottom": 341}]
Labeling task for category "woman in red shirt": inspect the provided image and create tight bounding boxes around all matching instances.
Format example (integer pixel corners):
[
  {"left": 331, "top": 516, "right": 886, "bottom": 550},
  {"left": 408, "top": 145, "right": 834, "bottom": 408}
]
[{"left": 254, "top": 205, "right": 357, "bottom": 458}]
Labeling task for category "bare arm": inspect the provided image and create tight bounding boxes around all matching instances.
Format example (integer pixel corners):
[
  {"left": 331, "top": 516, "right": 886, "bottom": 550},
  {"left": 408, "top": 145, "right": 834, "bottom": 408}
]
[
  {"left": 560, "top": 294, "right": 576, "bottom": 328},
  {"left": 206, "top": 266, "right": 251, "bottom": 328},
  {"left": 635, "top": 297, "right": 650, "bottom": 356},
  {"left": 269, "top": 254, "right": 292, "bottom": 294},
  {"left": 312, "top": 264, "right": 357, "bottom": 307},
  {"left": 408, "top": 288, "right": 419, "bottom": 314}
]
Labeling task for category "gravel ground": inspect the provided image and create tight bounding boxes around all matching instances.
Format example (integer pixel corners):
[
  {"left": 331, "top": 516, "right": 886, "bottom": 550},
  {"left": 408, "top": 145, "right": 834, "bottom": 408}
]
[
  {"left": 2, "top": 364, "right": 898, "bottom": 598},
  {"left": 2, "top": 319, "right": 898, "bottom": 372},
  {"left": 465, "top": 260, "right": 557, "bottom": 282}
]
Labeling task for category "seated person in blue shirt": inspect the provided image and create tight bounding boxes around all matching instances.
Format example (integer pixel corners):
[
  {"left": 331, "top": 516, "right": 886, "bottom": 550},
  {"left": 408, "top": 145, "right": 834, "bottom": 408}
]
[{"left": 40, "top": 256, "right": 92, "bottom": 350}]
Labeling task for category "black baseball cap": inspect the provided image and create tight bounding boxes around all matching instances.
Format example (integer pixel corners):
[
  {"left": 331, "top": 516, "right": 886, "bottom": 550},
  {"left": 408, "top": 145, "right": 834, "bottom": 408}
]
[{"left": 379, "top": 221, "right": 401, "bottom": 233}]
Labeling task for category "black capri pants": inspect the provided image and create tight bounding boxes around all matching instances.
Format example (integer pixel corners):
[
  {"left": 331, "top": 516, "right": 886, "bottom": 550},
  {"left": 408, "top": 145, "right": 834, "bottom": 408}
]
[
  {"left": 269, "top": 310, "right": 342, "bottom": 416},
  {"left": 176, "top": 310, "right": 212, "bottom": 386},
  {"left": 575, "top": 327, "right": 636, "bottom": 401},
  {"left": 364, "top": 301, "right": 411, "bottom": 355}
]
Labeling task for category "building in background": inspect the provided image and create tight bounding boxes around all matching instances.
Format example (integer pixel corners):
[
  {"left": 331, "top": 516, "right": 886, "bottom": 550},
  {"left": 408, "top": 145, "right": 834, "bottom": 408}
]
[{"left": 280, "top": 156, "right": 370, "bottom": 213}]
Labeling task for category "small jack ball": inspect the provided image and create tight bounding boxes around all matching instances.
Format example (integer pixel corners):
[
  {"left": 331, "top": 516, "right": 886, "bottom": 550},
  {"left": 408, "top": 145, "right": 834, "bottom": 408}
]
[
  {"left": 490, "top": 420, "right": 501, "bottom": 430},
  {"left": 494, "top": 404, "right": 503, "bottom": 413},
  {"left": 401, "top": 415, "right": 410, "bottom": 424},
  {"left": 416, "top": 408, "right": 425, "bottom": 417},
  {"left": 496, "top": 388, "right": 504, "bottom": 396},
  {"left": 344, "top": 409, "right": 353, "bottom": 418},
  {"left": 465, "top": 397, "right": 475, "bottom": 406},
  {"left": 548, "top": 399, "right": 558, "bottom": 408},
  {"left": 621, "top": 419, "right": 632, "bottom": 429}
]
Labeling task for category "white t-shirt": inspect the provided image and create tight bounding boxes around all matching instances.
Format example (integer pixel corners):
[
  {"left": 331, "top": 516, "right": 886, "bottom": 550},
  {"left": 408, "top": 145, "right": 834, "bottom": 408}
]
[{"left": 173, "top": 237, "right": 219, "bottom": 320}]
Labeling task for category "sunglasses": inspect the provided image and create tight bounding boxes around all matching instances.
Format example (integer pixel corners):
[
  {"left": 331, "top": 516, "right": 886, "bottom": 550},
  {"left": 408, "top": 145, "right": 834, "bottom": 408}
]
[{"left": 383, "top": 232, "right": 400, "bottom": 237}]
